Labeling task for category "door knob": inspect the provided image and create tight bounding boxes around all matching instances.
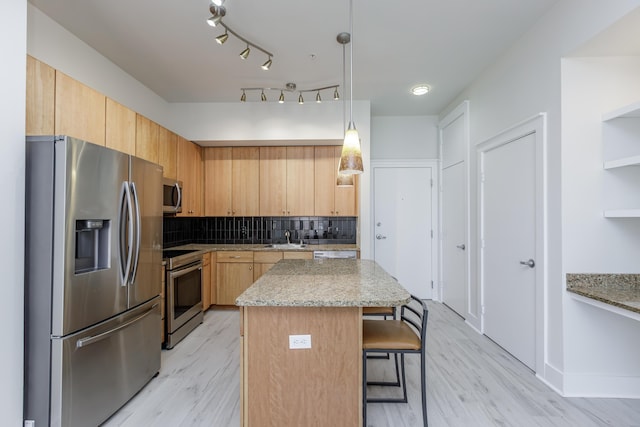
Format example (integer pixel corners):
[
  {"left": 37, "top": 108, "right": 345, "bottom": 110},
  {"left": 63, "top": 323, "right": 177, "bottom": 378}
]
[
  {"left": 519, "top": 259, "right": 535, "bottom": 268},
  {"left": 376, "top": 234, "right": 387, "bottom": 240},
  {"left": 456, "top": 244, "right": 465, "bottom": 250}
]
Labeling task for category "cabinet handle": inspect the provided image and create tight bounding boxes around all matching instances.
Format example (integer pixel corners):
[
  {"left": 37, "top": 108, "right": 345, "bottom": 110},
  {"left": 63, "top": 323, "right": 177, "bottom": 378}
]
[
  {"left": 335, "top": 211, "right": 339, "bottom": 215},
  {"left": 230, "top": 255, "right": 241, "bottom": 259},
  {"left": 249, "top": 266, "right": 253, "bottom": 270}
]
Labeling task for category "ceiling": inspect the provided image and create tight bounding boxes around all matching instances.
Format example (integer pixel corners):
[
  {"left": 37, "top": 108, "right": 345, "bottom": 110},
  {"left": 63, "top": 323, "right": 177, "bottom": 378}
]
[{"left": 29, "top": 0, "right": 560, "bottom": 116}]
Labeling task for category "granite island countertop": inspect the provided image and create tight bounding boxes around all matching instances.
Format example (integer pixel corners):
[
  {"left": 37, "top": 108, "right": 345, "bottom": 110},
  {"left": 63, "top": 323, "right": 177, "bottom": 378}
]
[
  {"left": 236, "top": 259, "right": 411, "bottom": 307},
  {"left": 566, "top": 274, "right": 640, "bottom": 315}
]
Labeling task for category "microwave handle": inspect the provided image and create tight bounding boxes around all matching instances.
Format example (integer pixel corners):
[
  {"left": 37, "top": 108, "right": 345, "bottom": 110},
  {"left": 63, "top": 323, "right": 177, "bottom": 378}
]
[{"left": 173, "top": 182, "right": 182, "bottom": 212}]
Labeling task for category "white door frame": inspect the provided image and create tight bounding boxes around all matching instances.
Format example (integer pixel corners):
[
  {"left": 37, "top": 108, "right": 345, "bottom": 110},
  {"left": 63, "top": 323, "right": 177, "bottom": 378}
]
[
  {"left": 370, "top": 159, "right": 440, "bottom": 299},
  {"left": 477, "top": 113, "right": 547, "bottom": 375}
]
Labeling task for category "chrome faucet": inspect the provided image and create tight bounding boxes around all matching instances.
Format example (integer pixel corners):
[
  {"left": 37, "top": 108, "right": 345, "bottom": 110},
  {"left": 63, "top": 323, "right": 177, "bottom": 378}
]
[{"left": 284, "top": 229, "right": 291, "bottom": 244}]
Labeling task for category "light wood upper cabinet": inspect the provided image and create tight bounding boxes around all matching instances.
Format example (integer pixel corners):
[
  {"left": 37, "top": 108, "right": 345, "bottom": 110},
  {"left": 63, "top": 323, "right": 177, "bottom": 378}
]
[
  {"left": 233, "top": 147, "right": 260, "bottom": 216},
  {"left": 26, "top": 56, "right": 55, "bottom": 135},
  {"left": 205, "top": 147, "right": 259, "bottom": 217},
  {"left": 286, "top": 146, "right": 315, "bottom": 215},
  {"left": 55, "top": 71, "right": 106, "bottom": 145},
  {"left": 105, "top": 98, "right": 136, "bottom": 155},
  {"left": 135, "top": 114, "right": 160, "bottom": 163},
  {"left": 204, "top": 147, "right": 233, "bottom": 216},
  {"left": 158, "top": 127, "right": 178, "bottom": 180},
  {"left": 177, "top": 136, "right": 203, "bottom": 216},
  {"left": 314, "top": 146, "right": 357, "bottom": 216},
  {"left": 259, "top": 147, "right": 287, "bottom": 215}
]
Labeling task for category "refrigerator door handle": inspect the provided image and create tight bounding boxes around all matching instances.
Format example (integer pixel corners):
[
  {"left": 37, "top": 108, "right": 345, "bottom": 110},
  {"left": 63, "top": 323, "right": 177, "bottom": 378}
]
[
  {"left": 119, "top": 181, "right": 134, "bottom": 287},
  {"left": 76, "top": 303, "right": 159, "bottom": 349},
  {"left": 129, "top": 182, "right": 141, "bottom": 285}
]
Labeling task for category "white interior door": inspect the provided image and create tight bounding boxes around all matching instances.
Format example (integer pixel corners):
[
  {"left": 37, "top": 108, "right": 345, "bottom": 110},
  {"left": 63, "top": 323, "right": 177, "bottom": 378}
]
[
  {"left": 481, "top": 132, "right": 537, "bottom": 369},
  {"left": 373, "top": 166, "right": 433, "bottom": 299},
  {"left": 441, "top": 161, "right": 467, "bottom": 316}
]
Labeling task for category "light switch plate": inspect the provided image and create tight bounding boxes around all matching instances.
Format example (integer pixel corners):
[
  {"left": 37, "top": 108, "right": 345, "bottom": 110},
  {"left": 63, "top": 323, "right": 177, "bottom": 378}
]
[{"left": 289, "top": 334, "right": 312, "bottom": 349}]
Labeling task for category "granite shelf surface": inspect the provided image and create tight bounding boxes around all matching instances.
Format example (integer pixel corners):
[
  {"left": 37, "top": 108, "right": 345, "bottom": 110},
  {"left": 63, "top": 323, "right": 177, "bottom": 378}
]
[
  {"left": 566, "top": 274, "right": 640, "bottom": 314},
  {"left": 236, "top": 259, "right": 411, "bottom": 307}
]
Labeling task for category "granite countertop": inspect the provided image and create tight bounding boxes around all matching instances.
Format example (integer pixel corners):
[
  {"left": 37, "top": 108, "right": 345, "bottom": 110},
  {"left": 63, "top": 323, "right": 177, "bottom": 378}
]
[
  {"left": 236, "top": 259, "right": 411, "bottom": 307},
  {"left": 566, "top": 274, "right": 640, "bottom": 314},
  {"left": 170, "top": 243, "right": 358, "bottom": 253}
]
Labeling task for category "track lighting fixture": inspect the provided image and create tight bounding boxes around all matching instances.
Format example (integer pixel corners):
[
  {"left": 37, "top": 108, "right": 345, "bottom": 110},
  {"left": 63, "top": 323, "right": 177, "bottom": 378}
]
[
  {"left": 261, "top": 57, "right": 272, "bottom": 71},
  {"left": 260, "top": 90, "right": 267, "bottom": 102},
  {"left": 240, "top": 45, "right": 250, "bottom": 59},
  {"left": 206, "top": 1, "right": 274, "bottom": 71},
  {"left": 215, "top": 30, "right": 229, "bottom": 45},
  {"left": 240, "top": 84, "right": 340, "bottom": 104}
]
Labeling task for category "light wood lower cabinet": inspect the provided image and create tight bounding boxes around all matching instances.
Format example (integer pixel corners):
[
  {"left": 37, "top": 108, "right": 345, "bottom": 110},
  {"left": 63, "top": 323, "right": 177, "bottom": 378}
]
[
  {"left": 217, "top": 251, "right": 254, "bottom": 305},
  {"left": 283, "top": 251, "right": 313, "bottom": 260},
  {"left": 202, "top": 252, "right": 211, "bottom": 310},
  {"left": 209, "top": 252, "right": 217, "bottom": 305},
  {"left": 253, "top": 251, "right": 284, "bottom": 281}
]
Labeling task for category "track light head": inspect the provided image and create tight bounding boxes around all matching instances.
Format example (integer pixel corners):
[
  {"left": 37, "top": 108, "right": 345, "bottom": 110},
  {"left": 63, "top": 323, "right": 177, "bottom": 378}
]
[
  {"left": 211, "top": 0, "right": 225, "bottom": 6},
  {"left": 216, "top": 31, "right": 229, "bottom": 44},
  {"left": 298, "top": 93, "right": 304, "bottom": 104},
  {"left": 240, "top": 90, "right": 246, "bottom": 102},
  {"left": 334, "top": 87, "right": 340, "bottom": 100},
  {"left": 261, "top": 57, "right": 272, "bottom": 71},
  {"left": 316, "top": 91, "right": 322, "bottom": 103},
  {"left": 240, "top": 45, "right": 250, "bottom": 59},
  {"left": 206, "top": 5, "right": 226, "bottom": 26},
  {"left": 261, "top": 90, "right": 267, "bottom": 102},
  {"left": 279, "top": 91, "right": 285, "bottom": 103}
]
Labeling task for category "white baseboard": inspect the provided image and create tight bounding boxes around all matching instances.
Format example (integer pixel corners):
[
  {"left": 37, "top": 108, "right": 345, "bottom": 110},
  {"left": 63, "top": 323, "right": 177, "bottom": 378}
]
[
  {"left": 563, "top": 372, "right": 640, "bottom": 398},
  {"left": 537, "top": 363, "right": 564, "bottom": 395}
]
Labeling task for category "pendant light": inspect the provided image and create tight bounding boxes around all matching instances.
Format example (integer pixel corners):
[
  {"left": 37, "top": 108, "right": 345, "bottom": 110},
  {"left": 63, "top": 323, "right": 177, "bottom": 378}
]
[
  {"left": 337, "top": 32, "right": 354, "bottom": 186},
  {"left": 339, "top": 0, "right": 363, "bottom": 175}
]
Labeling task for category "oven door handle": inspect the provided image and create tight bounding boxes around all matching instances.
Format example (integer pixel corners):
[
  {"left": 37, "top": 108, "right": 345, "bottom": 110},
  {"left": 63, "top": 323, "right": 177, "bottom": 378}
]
[{"left": 168, "top": 262, "right": 203, "bottom": 282}]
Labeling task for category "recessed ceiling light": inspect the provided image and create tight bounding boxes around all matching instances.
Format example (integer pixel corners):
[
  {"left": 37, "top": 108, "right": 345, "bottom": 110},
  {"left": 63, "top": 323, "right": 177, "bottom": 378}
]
[{"left": 411, "top": 85, "right": 430, "bottom": 96}]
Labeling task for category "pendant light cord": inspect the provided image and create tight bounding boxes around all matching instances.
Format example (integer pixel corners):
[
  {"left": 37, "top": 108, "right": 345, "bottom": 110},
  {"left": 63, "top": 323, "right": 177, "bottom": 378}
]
[{"left": 349, "top": 0, "right": 354, "bottom": 125}]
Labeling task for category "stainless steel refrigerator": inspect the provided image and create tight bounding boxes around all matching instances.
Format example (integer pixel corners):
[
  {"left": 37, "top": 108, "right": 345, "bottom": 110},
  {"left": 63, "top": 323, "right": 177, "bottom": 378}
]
[{"left": 24, "top": 136, "right": 163, "bottom": 426}]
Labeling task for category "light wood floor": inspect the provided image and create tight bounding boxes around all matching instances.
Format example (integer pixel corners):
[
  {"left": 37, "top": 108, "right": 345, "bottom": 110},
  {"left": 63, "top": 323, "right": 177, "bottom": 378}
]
[{"left": 102, "top": 302, "right": 640, "bottom": 427}]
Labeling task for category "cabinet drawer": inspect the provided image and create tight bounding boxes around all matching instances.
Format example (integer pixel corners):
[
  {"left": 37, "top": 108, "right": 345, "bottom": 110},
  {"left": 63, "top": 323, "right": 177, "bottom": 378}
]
[
  {"left": 254, "top": 251, "right": 283, "bottom": 263},
  {"left": 217, "top": 251, "right": 254, "bottom": 263}
]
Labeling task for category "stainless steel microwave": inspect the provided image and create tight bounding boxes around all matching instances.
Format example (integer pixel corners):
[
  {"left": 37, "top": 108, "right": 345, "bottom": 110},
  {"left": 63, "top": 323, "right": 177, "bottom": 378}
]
[{"left": 163, "top": 178, "right": 182, "bottom": 214}]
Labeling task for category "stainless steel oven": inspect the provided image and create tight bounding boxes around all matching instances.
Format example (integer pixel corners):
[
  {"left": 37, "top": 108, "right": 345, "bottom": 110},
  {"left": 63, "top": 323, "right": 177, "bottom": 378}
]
[{"left": 164, "top": 249, "right": 203, "bottom": 349}]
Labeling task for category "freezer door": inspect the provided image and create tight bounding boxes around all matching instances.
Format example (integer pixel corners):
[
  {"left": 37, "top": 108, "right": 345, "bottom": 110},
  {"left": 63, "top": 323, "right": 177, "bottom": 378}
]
[
  {"left": 53, "top": 137, "right": 130, "bottom": 336},
  {"left": 49, "top": 298, "right": 161, "bottom": 427},
  {"left": 128, "top": 156, "right": 163, "bottom": 308}
]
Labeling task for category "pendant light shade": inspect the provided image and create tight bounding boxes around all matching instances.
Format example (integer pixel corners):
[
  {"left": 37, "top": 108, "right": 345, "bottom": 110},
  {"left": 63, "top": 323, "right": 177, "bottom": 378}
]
[
  {"left": 338, "top": 0, "right": 363, "bottom": 175},
  {"left": 336, "top": 171, "right": 354, "bottom": 186}
]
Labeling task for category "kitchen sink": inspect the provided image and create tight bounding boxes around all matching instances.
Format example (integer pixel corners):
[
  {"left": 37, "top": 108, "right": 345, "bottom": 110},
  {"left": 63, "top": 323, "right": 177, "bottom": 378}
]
[{"left": 264, "top": 243, "right": 307, "bottom": 249}]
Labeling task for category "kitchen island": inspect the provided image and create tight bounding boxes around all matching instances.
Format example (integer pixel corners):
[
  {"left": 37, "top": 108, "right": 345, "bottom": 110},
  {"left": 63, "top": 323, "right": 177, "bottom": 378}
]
[{"left": 236, "top": 259, "right": 410, "bottom": 427}]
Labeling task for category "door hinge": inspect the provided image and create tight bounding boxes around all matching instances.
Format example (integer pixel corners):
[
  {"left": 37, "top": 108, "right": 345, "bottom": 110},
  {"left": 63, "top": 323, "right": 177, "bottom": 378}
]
[
  {"left": 481, "top": 305, "right": 485, "bottom": 315},
  {"left": 431, "top": 280, "right": 434, "bottom": 289},
  {"left": 430, "top": 178, "right": 433, "bottom": 187},
  {"left": 430, "top": 229, "right": 433, "bottom": 238}
]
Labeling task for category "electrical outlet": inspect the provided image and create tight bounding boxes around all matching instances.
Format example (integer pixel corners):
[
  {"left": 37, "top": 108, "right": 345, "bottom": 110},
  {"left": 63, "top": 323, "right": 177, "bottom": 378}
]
[{"left": 289, "top": 334, "right": 312, "bottom": 349}]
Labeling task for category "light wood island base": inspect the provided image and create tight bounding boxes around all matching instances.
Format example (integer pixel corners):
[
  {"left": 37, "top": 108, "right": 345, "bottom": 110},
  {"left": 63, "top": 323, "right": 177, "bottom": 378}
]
[{"left": 240, "top": 306, "right": 362, "bottom": 427}]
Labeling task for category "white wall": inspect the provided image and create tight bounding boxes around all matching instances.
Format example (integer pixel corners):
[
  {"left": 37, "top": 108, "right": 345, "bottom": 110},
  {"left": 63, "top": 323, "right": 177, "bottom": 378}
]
[
  {"left": 441, "top": 0, "right": 640, "bottom": 395},
  {"left": 370, "top": 116, "right": 439, "bottom": 160},
  {"left": 2, "top": 0, "right": 26, "bottom": 424},
  {"left": 561, "top": 56, "right": 640, "bottom": 396}
]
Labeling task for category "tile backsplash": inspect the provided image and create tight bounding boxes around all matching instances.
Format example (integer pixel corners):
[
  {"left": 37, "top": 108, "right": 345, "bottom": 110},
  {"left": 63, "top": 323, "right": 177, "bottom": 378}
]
[{"left": 163, "top": 216, "right": 357, "bottom": 248}]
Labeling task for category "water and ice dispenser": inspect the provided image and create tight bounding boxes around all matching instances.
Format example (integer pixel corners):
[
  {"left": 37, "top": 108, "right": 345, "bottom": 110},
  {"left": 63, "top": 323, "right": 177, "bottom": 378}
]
[{"left": 75, "top": 219, "right": 111, "bottom": 274}]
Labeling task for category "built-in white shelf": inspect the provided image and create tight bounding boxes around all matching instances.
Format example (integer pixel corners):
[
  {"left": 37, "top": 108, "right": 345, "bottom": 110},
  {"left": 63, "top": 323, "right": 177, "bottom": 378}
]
[
  {"left": 603, "top": 209, "right": 640, "bottom": 218},
  {"left": 603, "top": 154, "right": 640, "bottom": 169},
  {"left": 602, "top": 100, "right": 640, "bottom": 121},
  {"left": 569, "top": 292, "right": 640, "bottom": 323}
]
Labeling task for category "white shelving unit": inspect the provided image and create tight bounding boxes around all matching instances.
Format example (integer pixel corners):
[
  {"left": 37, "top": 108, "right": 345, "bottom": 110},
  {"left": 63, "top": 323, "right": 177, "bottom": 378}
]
[{"left": 602, "top": 101, "right": 640, "bottom": 218}]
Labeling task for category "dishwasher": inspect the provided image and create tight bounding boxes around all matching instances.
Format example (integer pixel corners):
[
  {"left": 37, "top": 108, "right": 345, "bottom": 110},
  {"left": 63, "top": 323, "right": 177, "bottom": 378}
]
[{"left": 313, "top": 250, "right": 358, "bottom": 259}]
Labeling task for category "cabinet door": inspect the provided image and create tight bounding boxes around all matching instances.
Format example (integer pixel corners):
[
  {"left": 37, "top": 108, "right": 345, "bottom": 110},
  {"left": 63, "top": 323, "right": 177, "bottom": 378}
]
[
  {"left": 260, "top": 147, "right": 287, "bottom": 216},
  {"left": 204, "top": 147, "right": 233, "bottom": 216},
  {"left": 283, "top": 251, "right": 313, "bottom": 260},
  {"left": 333, "top": 146, "right": 357, "bottom": 216},
  {"left": 217, "top": 263, "right": 254, "bottom": 305},
  {"left": 232, "top": 147, "right": 260, "bottom": 216},
  {"left": 55, "top": 71, "right": 106, "bottom": 145},
  {"left": 286, "top": 146, "right": 315, "bottom": 215},
  {"left": 202, "top": 253, "right": 211, "bottom": 310},
  {"left": 135, "top": 114, "right": 159, "bottom": 163},
  {"left": 159, "top": 127, "right": 178, "bottom": 180},
  {"left": 105, "top": 98, "right": 136, "bottom": 155},
  {"left": 253, "top": 251, "right": 283, "bottom": 281},
  {"left": 177, "top": 137, "right": 202, "bottom": 216},
  {"left": 314, "top": 146, "right": 337, "bottom": 216},
  {"left": 210, "top": 252, "right": 217, "bottom": 305},
  {"left": 26, "top": 56, "right": 55, "bottom": 135}
]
